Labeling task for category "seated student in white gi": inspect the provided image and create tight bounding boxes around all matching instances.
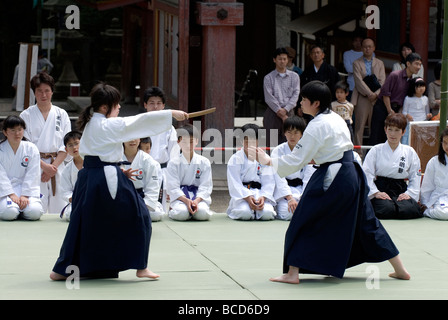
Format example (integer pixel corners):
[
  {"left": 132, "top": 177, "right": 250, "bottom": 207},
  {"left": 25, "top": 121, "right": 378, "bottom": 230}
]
[
  {"left": 363, "top": 113, "right": 422, "bottom": 219},
  {"left": 122, "top": 137, "right": 165, "bottom": 222},
  {"left": 166, "top": 124, "right": 213, "bottom": 221},
  {"left": 143, "top": 86, "right": 180, "bottom": 212},
  {"left": 0, "top": 116, "right": 43, "bottom": 221},
  {"left": 137, "top": 137, "right": 165, "bottom": 221},
  {"left": 59, "top": 131, "right": 83, "bottom": 221},
  {"left": 420, "top": 128, "right": 448, "bottom": 220},
  {"left": 272, "top": 116, "right": 315, "bottom": 220},
  {"left": 226, "top": 124, "right": 276, "bottom": 220}
]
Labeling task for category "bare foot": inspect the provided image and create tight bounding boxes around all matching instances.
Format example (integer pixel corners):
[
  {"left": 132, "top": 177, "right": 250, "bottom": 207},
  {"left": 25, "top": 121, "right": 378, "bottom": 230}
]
[
  {"left": 136, "top": 268, "right": 160, "bottom": 279},
  {"left": 269, "top": 274, "right": 300, "bottom": 284},
  {"left": 388, "top": 271, "right": 411, "bottom": 280},
  {"left": 50, "top": 271, "right": 67, "bottom": 281},
  {"left": 388, "top": 255, "right": 411, "bottom": 280}
]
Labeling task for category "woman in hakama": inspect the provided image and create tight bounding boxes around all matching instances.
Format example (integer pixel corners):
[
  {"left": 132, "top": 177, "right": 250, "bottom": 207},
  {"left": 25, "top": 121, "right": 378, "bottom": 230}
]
[
  {"left": 50, "top": 84, "right": 188, "bottom": 280},
  {"left": 254, "top": 81, "right": 410, "bottom": 284}
]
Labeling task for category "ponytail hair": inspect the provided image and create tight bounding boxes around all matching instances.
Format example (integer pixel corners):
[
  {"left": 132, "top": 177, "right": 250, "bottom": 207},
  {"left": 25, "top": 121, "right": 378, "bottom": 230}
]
[{"left": 77, "top": 83, "right": 121, "bottom": 131}]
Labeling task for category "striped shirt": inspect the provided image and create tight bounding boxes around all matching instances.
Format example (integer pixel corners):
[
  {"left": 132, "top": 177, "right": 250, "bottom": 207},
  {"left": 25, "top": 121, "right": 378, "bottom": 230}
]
[{"left": 263, "top": 69, "right": 300, "bottom": 113}]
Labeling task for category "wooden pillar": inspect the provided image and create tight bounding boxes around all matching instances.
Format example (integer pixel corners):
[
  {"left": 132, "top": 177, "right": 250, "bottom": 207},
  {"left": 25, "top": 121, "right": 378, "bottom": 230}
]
[
  {"left": 410, "top": 0, "right": 429, "bottom": 80},
  {"left": 196, "top": 1, "right": 244, "bottom": 134}
]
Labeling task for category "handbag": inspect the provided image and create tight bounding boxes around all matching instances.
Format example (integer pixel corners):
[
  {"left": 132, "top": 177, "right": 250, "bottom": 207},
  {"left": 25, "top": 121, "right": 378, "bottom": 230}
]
[{"left": 363, "top": 74, "right": 381, "bottom": 92}]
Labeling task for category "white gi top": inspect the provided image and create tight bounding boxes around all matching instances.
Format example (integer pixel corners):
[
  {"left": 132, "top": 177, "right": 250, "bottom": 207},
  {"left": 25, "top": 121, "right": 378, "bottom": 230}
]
[
  {"left": 122, "top": 150, "right": 162, "bottom": 211},
  {"left": 149, "top": 126, "right": 180, "bottom": 165},
  {"left": 0, "top": 140, "right": 41, "bottom": 198},
  {"left": 272, "top": 110, "right": 353, "bottom": 178},
  {"left": 80, "top": 110, "right": 172, "bottom": 162},
  {"left": 271, "top": 142, "right": 315, "bottom": 200},
  {"left": 79, "top": 110, "right": 172, "bottom": 199},
  {"left": 166, "top": 152, "right": 213, "bottom": 205},
  {"left": 59, "top": 159, "right": 79, "bottom": 203},
  {"left": 20, "top": 104, "right": 71, "bottom": 153},
  {"left": 362, "top": 142, "right": 421, "bottom": 200},
  {"left": 227, "top": 149, "right": 276, "bottom": 203},
  {"left": 420, "top": 155, "right": 448, "bottom": 208}
]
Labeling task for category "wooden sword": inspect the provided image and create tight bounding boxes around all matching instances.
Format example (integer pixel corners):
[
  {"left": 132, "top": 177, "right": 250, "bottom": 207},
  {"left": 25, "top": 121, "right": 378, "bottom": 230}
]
[{"left": 187, "top": 107, "right": 216, "bottom": 118}]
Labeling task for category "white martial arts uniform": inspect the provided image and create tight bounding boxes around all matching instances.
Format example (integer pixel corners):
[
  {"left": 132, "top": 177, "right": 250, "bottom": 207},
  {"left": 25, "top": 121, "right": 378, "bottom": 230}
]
[
  {"left": 362, "top": 142, "right": 421, "bottom": 201},
  {"left": 20, "top": 104, "right": 71, "bottom": 214},
  {"left": 149, "top": 125, "right": 180, "bottom": 211},
  {"left": 166, "top": 152, "right": 213, "bottom": 221},
  {"left": 80, "top": 111, "right": 173, "bottom": 200},
  {"left": 227, "top": 149, "right": 276, "bottom": 220},
  {"left": 420, "top": 154, "right": 448, "bottom": 220},
  {"left": 122, "top": 150, "right": 165, "bottom": 222},
  {"left": 58, "top": 159, "right": 80, "bottom": 221},
  {"left": 272, "top": 111, "right": 353, "bottom": 189},
  {"left": 0, "top": 140, "right": 43, "bottom": 221},
  {"left": 271, "top": 142, "right": 315, "bottom": 220}
]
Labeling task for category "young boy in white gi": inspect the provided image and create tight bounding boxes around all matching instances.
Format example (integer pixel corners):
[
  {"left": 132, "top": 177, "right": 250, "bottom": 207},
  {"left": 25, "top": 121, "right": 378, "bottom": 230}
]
[
  {"left": 19, "top": 72, "right": 71, "bottom": 214},
  {"left": 226, "top": 124, "right": 276, "bottom": 220},
  {"left": 0, "top": 116, "right": 43, "bottom": 221},
  {"left": 143, "top": 87, "right": 180, "bottom": 212},
  {"left": 166, "top": 124, "right": 213, "bottom": 221},
  {"left": 59, "top": 131, "right": 83, "bottom": 221},
  {"left": 271, "top": 116, "right": 315, "bottom": 220},
  {"left": 122, "top": 137, "right": 165, "bottom": 222}
]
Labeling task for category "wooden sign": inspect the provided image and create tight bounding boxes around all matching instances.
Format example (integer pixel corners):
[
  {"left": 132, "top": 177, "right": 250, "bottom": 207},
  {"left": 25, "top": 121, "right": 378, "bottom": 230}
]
[{"left": 409, "top": 120, "right": 440, "bottom": 173}]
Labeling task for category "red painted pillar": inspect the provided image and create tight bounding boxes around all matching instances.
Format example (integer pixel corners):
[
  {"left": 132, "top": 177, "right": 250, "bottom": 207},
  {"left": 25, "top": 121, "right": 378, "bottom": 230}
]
[
  {"left": 410, "top": 0, "right": 429, "bottom": 80},
  {"left": 196, "top": 1, "right": 244, "bottom": 135}
]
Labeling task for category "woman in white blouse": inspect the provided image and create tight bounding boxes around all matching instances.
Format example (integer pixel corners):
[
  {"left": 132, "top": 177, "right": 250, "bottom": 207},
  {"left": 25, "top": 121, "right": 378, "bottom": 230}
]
[{"left": 420, "top": 128, "right": 448, "bottom": 220}]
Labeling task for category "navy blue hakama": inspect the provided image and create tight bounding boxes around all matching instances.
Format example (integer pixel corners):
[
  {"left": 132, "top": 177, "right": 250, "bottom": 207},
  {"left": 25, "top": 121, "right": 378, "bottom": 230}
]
[
  {"left": 52, "top": 156, "right": 152, "bottom": 278},
  {"left": 283, "top": 151, "right": 399, "bottom": 278}
]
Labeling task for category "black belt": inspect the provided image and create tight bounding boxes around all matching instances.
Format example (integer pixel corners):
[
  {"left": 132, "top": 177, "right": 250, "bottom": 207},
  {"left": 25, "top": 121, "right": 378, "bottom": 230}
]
[
  {"left": 286, "top": 178, "right": 303, "bottom": 187},
  {"left": 160, "top": 162, "right": 168, "bottom": 169},
  {"left": 243, "top": 181, "right": 262, "bottom": 189},
  {"left": 83, "top": 156, "right": 131, "bottom": 168}
]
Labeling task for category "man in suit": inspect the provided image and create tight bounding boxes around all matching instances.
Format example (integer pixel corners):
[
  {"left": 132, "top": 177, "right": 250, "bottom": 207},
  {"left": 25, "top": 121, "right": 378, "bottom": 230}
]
[
  {"left": 300, "top": 45, "right": 340, "bottom": 100},
  {"left": 351, "top": 38, "right": 386, "bottom": 147}
]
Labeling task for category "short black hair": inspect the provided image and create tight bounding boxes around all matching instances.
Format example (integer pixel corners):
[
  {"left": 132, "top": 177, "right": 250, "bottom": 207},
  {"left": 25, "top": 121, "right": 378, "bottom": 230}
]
[
  {"left": 143, "top": 86, "right": 166, "bottom": 104},
  {"left": 241, "top": 123, "right": 260, "bottom": 140},
  {"left": 273, "top": 47, "right": 289, "bottom": 59},
  {"left": 334, "top": 80, "right": 349, "bottom": 93},
  {"left": 140, "top": 136, "right": 152, "bottom": 146},
  {"left": 406, "top": 52, "right": 422, "bottom": 65},
  {"left": 300, "top": 80, "right": 332, "bottom": 113},
  {"left": 283, "top": 116, "right": 307, "bottom": 134},
  {"left": 64, "top": 130, "right": 82, "bottom": 146},
  {"left": 176, "top": 124, "right": 200, "bottom": 141}
]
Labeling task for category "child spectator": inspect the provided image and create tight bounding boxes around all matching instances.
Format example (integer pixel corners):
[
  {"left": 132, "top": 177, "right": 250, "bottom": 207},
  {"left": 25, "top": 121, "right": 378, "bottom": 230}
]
[
  {"left": 0, "top": 116, "right": 43, "bottom": 221},
  {"left": 271, "top": 116, "right": 315, "bottom": 220},
  {"left": 420, "top": 128, "right": 448, "bottom": 220},
  {"left": 122, "top": 138, "right": 165, "bottom": 222},
  {"left": 59, "top": 131, "right": 83, "bottom": 221},
  {"left": 331, "top": 81, "right": 354, "bottom": 142},
  {"left": 166, "top": 124, "right": 213, "bottom": 221},
  {"left": 226, "top": 124, "right": 276, "bottom": 220},
  {"left": 363, "top": 113, "right": 422, "bottom": 219},
  {"left": 401, "top": 77, "right": 432, "bottom": 145}
]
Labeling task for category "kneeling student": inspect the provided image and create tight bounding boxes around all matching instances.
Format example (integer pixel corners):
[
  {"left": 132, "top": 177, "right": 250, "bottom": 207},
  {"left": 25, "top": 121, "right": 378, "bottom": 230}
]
[
  {"left": 122, "top": 138, "right": 165, "bottom": 222},
  {"left": 166, "top": 124, "right": 213, "bottom": 221},
  {"left": 226, "top": 124, "right": 276, "bottom": 220},
  {"left": 0, "top": 116, "right": 43, "bottom": 221},
  {"left": 59, "top": 131, "right": 83, "bottom": 221},
  {"left": 272, "top": 116, "right": 315, "bottom": 220}
]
